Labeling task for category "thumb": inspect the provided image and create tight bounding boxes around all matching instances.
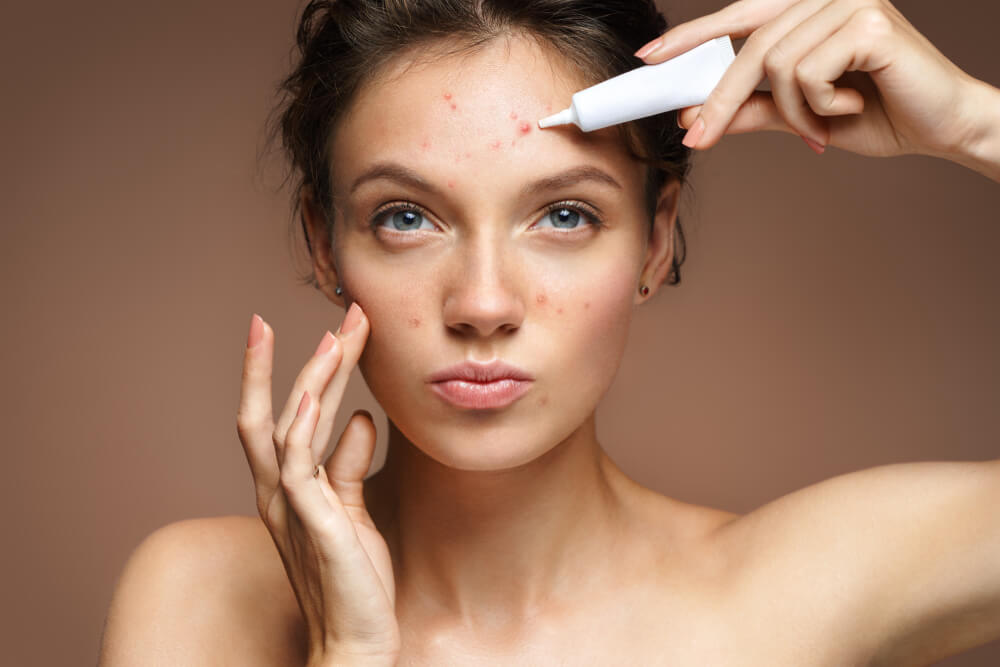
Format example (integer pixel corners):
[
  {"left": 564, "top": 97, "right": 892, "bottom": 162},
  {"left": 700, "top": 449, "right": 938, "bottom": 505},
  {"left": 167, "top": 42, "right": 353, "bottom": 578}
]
[
  {"left": 323, "top": 409, "right": 378, "bottom": 511},
  {"left": 678, "top": 93, "right": 799, "bottom": 140}
]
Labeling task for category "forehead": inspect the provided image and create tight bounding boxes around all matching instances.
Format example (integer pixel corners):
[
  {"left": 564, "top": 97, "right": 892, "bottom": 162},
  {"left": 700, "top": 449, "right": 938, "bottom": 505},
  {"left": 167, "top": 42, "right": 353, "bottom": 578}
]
[{"left": 329, "top": 33, "right": 643, "bottom": 196}]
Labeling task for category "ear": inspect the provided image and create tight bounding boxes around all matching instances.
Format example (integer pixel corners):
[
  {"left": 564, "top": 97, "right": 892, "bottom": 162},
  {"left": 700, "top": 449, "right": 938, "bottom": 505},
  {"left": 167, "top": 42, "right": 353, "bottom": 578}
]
[
  {"left": 635, "top": 178, "right": 681, "bottom": 304},
  {"left": 300, "top": 187, "right": 345, "bottom": 307}
]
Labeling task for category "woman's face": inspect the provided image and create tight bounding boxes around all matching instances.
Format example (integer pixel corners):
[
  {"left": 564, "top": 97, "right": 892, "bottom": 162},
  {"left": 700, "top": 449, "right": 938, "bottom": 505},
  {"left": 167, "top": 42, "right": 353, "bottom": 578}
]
[{"left": 325, "top": 34, "right": 667, "bottom": 471}]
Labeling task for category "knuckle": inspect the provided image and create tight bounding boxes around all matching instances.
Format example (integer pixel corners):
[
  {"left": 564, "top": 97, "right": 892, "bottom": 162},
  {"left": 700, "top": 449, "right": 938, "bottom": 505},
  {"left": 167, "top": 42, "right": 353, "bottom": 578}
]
[
  {"left": 235, "top": 412, "right": 265, "bottom": 438},
  {"left": 853, "top": 7, "right": 893, "bottom": 38},
  {"left": 762, "top": 43, "right": 790, "bottom": 75},
  {"left": 794, "top": 59, "right": 819, "bottom": 84}
]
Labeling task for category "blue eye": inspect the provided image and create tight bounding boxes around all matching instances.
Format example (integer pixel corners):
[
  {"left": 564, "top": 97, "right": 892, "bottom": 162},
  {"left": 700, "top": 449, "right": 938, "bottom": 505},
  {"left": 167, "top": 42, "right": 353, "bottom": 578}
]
[
  {"left": 371, "top": 204, "right": 434, "bottom": 232},
  {"left": 536, "top": 201, "right": 604, "bottom": 231}
]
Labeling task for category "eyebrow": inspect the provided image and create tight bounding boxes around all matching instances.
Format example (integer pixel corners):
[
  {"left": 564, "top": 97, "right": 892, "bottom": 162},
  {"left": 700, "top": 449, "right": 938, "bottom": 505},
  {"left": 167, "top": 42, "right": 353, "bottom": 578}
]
[{"left": 347, "top": 162, "right": 623, "bottom": 197}]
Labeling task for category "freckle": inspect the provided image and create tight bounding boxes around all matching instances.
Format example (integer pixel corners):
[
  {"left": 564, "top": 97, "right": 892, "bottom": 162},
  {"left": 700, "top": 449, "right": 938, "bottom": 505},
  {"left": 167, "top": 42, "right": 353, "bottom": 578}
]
[
  {"left": 536, "top": 293, "right": 547, "bottom": 305},
  {"left": 510, "top": 111, "right": 518, "bottom": 119},
  {"left": 443, "top": 92, "right": 452, "bottom": 100},
  {"left": 489, "top": 140, "right": 502, "bottom": 150},
  {"left": 519, "top": 121, "right": 531, "bottom": 134},
  {"left": 409, "top": 317, "right": 421, "bottom": 328},
  {"left": 556, "top": 307, "right": 563, "bottom": 314},
  {"left": 584, "top": 301, "right": 590, "bottom": 309},
  {"left": 450, "top": 103, "right": 457, "bottom": 111},
  {"left": 447, "top": 179, "right": 455, "bottom": 189}
]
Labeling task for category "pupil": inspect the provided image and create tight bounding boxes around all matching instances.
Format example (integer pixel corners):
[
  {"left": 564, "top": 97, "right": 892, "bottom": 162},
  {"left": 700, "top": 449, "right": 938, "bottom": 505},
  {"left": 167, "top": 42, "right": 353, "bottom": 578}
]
[
  {"left": 393, "top": 210, "right": 421, "bottom": 230},
  {"left": 552, "top": 208, "right": 579, "bottom": 228}
]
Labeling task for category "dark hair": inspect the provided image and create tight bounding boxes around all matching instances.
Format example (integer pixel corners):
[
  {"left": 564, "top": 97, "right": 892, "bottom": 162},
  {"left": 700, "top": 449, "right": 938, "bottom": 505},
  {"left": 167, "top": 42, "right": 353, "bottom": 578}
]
[{"left": 266, "top": 0, "right": 691, "bottom": 287}]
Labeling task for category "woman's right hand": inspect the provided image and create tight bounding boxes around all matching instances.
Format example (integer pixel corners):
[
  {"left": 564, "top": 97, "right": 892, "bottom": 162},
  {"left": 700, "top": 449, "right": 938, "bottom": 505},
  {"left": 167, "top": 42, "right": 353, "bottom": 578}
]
[{"left": 236, "top": 303, "right": 400, "bottom": 667}]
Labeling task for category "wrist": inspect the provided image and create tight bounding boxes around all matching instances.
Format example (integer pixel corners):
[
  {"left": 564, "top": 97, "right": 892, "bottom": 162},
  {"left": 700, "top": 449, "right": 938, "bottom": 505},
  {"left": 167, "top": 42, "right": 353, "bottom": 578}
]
[{"left": 946, "top": 76, "right": 1000, "bottom": 182}]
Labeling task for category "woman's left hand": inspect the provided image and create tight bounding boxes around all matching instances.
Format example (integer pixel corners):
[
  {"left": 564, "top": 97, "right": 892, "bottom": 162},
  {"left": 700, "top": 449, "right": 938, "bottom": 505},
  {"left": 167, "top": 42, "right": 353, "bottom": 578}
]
[{"left": 636, "top": 0, "right": 994, "bottom": 162}]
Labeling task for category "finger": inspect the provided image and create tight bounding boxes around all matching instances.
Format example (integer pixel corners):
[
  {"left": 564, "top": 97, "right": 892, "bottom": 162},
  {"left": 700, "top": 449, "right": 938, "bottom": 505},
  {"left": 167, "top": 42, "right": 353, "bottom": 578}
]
[
  {"left": 637, "top": 0, "right": 788, "bottom": 63},
  {"left": 686, "top": 0, "right": 833, "bottom": 150},
  {"left": 273, "top": 329, "right": 344, "bottom": 465},
  {"left": 236, "top": 314, "right": 279, "bottom": 490},
  {"left": 281, "top": 391, "right": 351, "bottom": 542},
  {"left": 311, "top": 302, "right": 371, "bottom": 464},
  {"left": 763, "top": 0, "right": 857, "bottom": 145},
  {"left": 797, "top": 8, "right": 895, "bottom": 117},
  {"left": 322, "top": 410, "right": 378, "bottom": 513},
  {"left": 766, "top": 0, "right": 873, "bottom": 145}
]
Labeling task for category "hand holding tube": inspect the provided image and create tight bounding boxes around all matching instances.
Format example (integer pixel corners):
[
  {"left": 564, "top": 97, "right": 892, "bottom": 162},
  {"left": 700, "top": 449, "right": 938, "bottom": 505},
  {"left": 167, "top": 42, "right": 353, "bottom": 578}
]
[{"left": 635, "top": 0, "right": 1000, "bottom": 181}]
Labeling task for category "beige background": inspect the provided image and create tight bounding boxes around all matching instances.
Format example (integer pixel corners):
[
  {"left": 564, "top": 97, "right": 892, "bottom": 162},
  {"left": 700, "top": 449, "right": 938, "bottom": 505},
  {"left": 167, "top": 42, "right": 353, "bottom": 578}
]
[{"left": 2, "top": 0, "right": 998, "bottom": 664}]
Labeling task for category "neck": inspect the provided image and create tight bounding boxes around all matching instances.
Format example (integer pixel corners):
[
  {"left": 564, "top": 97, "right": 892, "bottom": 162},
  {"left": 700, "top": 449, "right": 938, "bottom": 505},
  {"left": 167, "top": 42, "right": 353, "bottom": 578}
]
[{"left": 364, "top": 412, "right": 643, "bottom": 633}]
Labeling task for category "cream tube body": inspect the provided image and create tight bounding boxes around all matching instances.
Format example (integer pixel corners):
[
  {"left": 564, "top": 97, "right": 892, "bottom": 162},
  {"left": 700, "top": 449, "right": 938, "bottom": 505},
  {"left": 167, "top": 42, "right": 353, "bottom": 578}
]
[{"left": 539, "top": 35, "right": 736, "bottom": 132}]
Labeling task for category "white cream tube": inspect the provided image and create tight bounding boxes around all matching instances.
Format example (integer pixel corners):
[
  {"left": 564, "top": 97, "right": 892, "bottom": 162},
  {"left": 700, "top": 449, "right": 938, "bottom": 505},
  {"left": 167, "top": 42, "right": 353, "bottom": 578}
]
[{"left": 539, "top": 35, "right": 736, "bottom": 132}]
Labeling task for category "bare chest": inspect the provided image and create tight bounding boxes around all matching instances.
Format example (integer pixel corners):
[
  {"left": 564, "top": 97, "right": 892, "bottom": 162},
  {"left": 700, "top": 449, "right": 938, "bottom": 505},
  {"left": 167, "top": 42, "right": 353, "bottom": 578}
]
[{"left": 226, "top": 573, "right": 871, "bottom": 667}]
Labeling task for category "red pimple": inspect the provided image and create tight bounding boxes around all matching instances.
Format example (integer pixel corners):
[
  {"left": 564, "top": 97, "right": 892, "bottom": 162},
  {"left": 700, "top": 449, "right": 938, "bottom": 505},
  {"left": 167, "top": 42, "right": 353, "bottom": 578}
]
[
  {"left": 489, "top": 139, "right": 502, "bottom": 150},
  {"left": 447, "top": 179, "right": 455, "bottom": 189},
  {"left": 556, "top": 307, "right": 563, "bottom": 314},
  {"left": 465, "top": 152, "right": 471, "bottom": 158},
  {"left": 536, "top": 293, "right": 547, "bottom": 305},
  {"left": 510, "top": 111, "right": 518, "bottom": 119},
  {"left": 450, "top": 103, "right": 457, "bottom": 110},
  {"left": 545, "top": 104, "right": 552, "bottom": 112},
  {"left": 519, "top": 121, "right": 531, "bottom": 134},
  {"left": 420, "top": 139, "right": 431, "bottom": 151},
  {"left": 443, "top": 92, "right": 452, "bottom": 100},
  {"left": 510, "top": 140, "right": 516, "bottom": 147},
  {"left": 409, "top": 316, "right": 421, "bottom": 328}
]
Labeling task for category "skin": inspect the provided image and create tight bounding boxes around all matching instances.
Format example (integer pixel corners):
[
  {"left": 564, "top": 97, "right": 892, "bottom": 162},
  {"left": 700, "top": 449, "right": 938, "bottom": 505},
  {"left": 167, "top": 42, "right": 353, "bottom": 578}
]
[{"left": 300, "top": 32, "right": 688, "bottom": 648}]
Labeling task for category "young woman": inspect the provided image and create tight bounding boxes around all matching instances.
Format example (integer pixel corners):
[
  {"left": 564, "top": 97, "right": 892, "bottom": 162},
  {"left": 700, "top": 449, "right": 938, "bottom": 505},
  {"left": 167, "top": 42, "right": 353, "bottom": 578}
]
[{"left": 98, "top": 0, "right": 1000, "bottom": 665}]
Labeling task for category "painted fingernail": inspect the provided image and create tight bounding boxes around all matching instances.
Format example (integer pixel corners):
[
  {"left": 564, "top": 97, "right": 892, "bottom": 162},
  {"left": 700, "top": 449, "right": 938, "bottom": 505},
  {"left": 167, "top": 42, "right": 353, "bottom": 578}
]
[
  {"left": 297, "top": 391, "right": 311, "bottom": 417},
  {"left": 634, "top": 37, "right": 661, "bottom": 59},
  {"left": 682, "top": 116, "right": 705, "bottom": 148},
  {"left": 801, "top": 135, "right": 826, "bottom": 154},
  {"left": 338, "top": 302, "right": 362, "bottom": 334},
  {"left": 247, "top": 314, "right": 264, "bottom": 349},
  {"left": 313, "top": 330, "right": 336, "bottom": 357}
]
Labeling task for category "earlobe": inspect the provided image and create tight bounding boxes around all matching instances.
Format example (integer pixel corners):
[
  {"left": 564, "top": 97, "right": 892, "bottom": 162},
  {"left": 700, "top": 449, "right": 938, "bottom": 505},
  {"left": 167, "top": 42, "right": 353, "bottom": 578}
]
[
  {"left": 636, "top": 179, "right": 681, "bottom": 303},
  {"left": 300, "top": 188, "right": 344, "bottom": 306}
]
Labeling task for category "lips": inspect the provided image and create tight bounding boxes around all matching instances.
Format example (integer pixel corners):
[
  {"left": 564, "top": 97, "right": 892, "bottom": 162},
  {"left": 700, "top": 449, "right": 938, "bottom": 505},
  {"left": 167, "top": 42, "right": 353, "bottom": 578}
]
[{"left": 427, "top": 360, "right": 534, "bottom": 409}]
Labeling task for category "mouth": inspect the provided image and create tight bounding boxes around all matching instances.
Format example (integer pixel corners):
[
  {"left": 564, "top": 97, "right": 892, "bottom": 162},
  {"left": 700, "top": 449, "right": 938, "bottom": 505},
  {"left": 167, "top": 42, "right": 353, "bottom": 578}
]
[
  {"left": 429, "top": 378, "right": 533, "bottom": 410},
  {"left": 427, "top": 360, "right": 534, "bottom": 410}
]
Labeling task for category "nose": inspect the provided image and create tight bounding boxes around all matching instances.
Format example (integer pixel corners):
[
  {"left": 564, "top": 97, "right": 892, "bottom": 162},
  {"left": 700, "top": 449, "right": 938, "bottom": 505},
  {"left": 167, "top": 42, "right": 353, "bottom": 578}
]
[{"left": 442, "top": 233, "right": 525, "bottom": 338}]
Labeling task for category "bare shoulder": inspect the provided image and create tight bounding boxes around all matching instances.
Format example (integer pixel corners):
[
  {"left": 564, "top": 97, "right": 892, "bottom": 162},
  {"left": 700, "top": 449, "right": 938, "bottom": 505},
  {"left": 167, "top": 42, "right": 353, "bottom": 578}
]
[
  {"left": 710, "top": 460, "right": 1000, "bottom": 665},
  {"left": 99, "top": 515, "right": 306, "bottom": 667}
]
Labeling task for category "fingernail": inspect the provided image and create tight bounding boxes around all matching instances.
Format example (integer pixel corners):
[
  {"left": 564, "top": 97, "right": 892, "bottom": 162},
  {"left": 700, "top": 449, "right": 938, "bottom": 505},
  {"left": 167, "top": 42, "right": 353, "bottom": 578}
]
[
  {"left": 801, "top": 135, "right": 826, "bottom": 154},
  {"left": 682, "top": 116, "right": 705, "bottom": 148},
  {"left": 297, "top": 391, "right": 311, "bottom": 417},
  {"left": 338, "top": 302, "right": 362, "bottom": 334},
  {"left": 313, "top": 330, "right": 336, "bottom": 357},
  {"left": 247, "top": 314, "right": 264, "bottom": 349},
  {"left": 634, "top": 37, "right": 661, "bottom": 59}
]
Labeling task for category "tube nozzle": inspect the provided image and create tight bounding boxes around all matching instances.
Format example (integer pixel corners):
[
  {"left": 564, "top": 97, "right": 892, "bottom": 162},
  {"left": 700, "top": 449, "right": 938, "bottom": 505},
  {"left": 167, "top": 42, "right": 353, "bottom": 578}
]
[{"left": 538, "top": 107, "right": 577, "bottom": 129}]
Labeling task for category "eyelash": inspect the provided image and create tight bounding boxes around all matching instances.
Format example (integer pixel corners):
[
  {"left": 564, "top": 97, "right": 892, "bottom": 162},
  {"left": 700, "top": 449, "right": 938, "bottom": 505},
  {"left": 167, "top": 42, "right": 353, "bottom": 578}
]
[{"left": 369, "top": 200, "right": 606, "bottom": 234}]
